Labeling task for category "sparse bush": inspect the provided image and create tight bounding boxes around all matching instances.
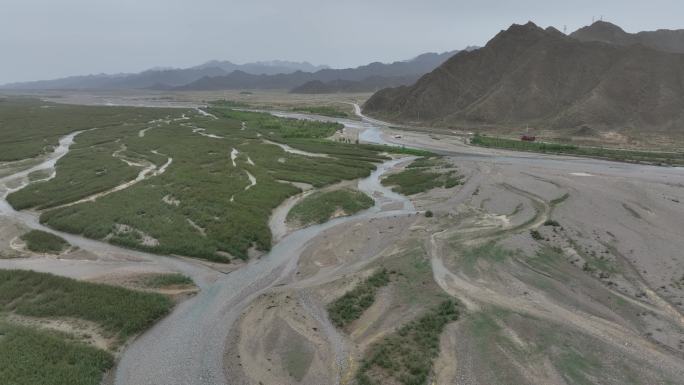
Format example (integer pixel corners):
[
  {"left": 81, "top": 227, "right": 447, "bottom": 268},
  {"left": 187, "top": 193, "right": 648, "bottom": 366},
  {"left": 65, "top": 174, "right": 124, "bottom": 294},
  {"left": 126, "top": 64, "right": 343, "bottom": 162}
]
[
  {"left": 356, "top": 299, "right": 460, "bottom": 385},
  {"left": 327, "top": 269, "right": 390, "bottom": 328},
  {"left": 543, "top": 219, "right": 560, "bottom": 227},
  {"left": 530, "top": 229, "right": 543, "bottom": 240},
  {"left": 425, "top": 210, "right": 433, "bottom": 218},
  {"left": 144, "top": 273, "right": 194, "bottom": 288}
]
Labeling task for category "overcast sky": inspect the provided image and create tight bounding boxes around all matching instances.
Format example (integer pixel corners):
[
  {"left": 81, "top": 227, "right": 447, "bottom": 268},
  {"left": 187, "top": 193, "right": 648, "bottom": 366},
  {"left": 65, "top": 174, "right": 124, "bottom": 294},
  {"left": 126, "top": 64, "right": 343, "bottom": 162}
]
[{"left": 2, "top": 0, "right": 683, "bottom": 84}]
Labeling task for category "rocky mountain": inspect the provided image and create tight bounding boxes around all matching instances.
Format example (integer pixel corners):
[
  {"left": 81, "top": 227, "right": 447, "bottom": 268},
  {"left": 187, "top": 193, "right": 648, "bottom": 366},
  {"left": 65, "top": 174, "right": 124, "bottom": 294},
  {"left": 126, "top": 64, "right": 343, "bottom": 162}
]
[
  {"left": 363, "top": 22, "right": 684, "bottom": 133},
  {"left": 180, "top": 50, "right": 467, "bottom": 92},
  {"left": 571, "top": 21, "right": 684, "bottom": 54}
]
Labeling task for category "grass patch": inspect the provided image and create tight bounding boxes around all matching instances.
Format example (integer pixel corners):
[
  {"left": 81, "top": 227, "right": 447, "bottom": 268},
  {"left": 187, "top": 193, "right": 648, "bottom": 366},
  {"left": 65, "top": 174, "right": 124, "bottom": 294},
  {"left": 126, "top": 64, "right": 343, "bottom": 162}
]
[
  {"left": 292, "top": 105, "right": 349, "bottom": 118},
  {"left": 327, "top": 269, "right": 390, "bottom": 328},
  {"left": 382, "top": 157, "right": 461, "bottom": 195},
  {"left": 281, "top": 336, "right": 314, "bottom": 381},
  {"left": 471, "top": 134, "right": 684, "bottom": 166},
  {"left": 0, "top": 98, "right": 177, "bottom": 162},
  {"left": 356, "top": 300, "right": 460, "bottom": 385},
  {"left": 19, "top": 230, "right": 69, "bottom": 254},
  {"left": 0, "top": 322, "right": 114, "bottom": 385},
  {"left": 0, "top": 269, "right": 172, "bottom": 342},
  {"left": 27, "top": 169, "right": 52, "bottom": 182},
  {"left": 143, "top": 273, "right": 194, "bottom": 288},
  {"left": 364, "top": 144, "right": 435, "bottom": 157},
  {"left": 287, "top": 189, "right": 373, "bottom": 226},
  {"left": 556, "top": 349, "right": 600, "bottom": 385},
  {"left": 460, "top": 242, "right": 514, "bottom": 274}
]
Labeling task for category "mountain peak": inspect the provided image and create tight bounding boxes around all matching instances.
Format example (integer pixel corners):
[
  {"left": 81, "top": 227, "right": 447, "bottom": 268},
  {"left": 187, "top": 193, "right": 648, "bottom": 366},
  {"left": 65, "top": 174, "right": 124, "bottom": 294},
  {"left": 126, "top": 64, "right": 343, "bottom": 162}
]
[
  {"left": 487, "top": 21, "right": 555, "bottom": 49},
  {"left": 570, "top": 20, "right": 629, "bottom": 43}
]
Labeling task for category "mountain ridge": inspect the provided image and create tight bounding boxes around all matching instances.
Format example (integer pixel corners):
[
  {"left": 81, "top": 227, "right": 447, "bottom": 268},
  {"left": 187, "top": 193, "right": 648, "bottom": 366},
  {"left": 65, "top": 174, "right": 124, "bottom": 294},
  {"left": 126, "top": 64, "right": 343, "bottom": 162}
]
[
  {"left": 571, "top": 20, "right": 684, "bottom": 53},
  {"left": 363, "top": 22, "right": 684, "bottom": 134}
]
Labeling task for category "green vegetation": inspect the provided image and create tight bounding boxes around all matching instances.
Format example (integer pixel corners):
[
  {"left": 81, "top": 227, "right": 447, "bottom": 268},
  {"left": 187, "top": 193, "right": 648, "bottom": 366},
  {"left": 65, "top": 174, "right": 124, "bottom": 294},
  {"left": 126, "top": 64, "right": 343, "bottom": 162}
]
[
  {"left": 19, "top": 230, "right": 69, "bottom": 254},
  {"left": 0, "top": 269, "right": 173, "bottom": 385},
  {"left": 382, "top": 157, "right": 461, "bottom": 195},
  {"left": 0, "top": 98, "right": 176, "bottom": 161},
  {"left": 292, "top": 105, "right": 349, "bottom": 118},
  {"left": 356, "top": 300, "right": 459, "bottom": 385},
  {"left": 424, "top": 210, "right": 433, "bottom": 218},
  {"left": 7, "top": 145, "right": 140, "bottom": 210},
  {"left": 143, "top": 273, "right": 194, "bottom": 288},
  {"left": 364, "top": 144, "right": 434, "bottom": 157},
  {"left": 0, "top": 269, "right": 172, "bottom": 342},
  {"left": 327, "top": 269, "right": 390, "bottom": 328},
  {"left": 209, "top": 99, "right": 250, "bottom": 108},
  {"left": 460, "top": 242, "right": 514, "bottom": 273},
  {"left": 4, "top": 100, "right": 406, "bottom": 261},
  {"left": 287, "top": 189, "right": 373, "bottom": 226},
  {"left": 281, "top": 337, "right": 314, "bottom": 381},
  {"left": 0, "top": 322, "right": 114, "bottom": 385},
  {"left": 27, "top": 169, "right": 52, "bottom": 182},
  {"left": 471, "top": 134, "right": 684, "bottom": 166},
  {"left": 543, "top": 219, "right": 560, "bottom": 227}
]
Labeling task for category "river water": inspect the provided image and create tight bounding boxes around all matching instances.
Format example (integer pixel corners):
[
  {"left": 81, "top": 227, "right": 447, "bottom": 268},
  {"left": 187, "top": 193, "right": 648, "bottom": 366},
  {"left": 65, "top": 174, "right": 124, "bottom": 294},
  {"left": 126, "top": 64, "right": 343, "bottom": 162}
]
[{"left": 0, "top": 102, "right": 415, "bottom": 385}]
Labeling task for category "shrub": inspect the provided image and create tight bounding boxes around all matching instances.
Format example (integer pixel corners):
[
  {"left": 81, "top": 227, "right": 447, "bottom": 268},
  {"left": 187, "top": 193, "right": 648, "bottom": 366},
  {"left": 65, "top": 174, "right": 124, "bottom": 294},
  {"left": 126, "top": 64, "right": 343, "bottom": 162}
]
[
  {"left": 530, "top": 229, "right": 543, "bottom": 240},
  {"left": 425, "top": 210, "right": 434, "bottom": 218}
]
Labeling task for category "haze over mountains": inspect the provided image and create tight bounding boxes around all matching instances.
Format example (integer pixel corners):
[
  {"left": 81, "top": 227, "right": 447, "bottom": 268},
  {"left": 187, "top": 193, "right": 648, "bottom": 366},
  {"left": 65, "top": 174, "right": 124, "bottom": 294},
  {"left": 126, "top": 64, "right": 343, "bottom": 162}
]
[
  {"left": 364, "top": 21, "right": 684, "bottom": 133},
  {"left": 1, "top": 51, "right": 472, "bottom": 93},
  {"left": 0, "top": 60, "right": 327, "bottom": 90}
]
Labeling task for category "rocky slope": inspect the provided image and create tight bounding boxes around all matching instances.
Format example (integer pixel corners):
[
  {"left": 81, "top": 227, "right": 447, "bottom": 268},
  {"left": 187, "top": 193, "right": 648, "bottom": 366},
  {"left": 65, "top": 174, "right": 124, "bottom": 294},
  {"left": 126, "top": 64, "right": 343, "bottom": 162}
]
[{"left": 364, "top": 22, "right": 684, "bottom": 133}]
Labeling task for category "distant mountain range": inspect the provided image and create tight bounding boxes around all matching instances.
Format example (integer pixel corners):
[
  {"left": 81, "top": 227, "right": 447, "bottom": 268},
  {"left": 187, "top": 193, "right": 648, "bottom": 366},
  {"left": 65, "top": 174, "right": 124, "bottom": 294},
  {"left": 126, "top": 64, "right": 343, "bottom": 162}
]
[
  {"left": 174, "top": 50, "right": 474, "bottom": 92},
  {"left": 364, "top": 22, "right": 684, "bottom": 133},
  {"left": 0, "top": 60, "right": 327, "bottom": 90},
  {"left": 1, "top": 51, "right": 475, "bottom": 93},
  {"left": 191, "top": 60, "right": 328, "bottom": 75},
  {"left": 571, "top": 21, "right": 684, "bottom": 53}
]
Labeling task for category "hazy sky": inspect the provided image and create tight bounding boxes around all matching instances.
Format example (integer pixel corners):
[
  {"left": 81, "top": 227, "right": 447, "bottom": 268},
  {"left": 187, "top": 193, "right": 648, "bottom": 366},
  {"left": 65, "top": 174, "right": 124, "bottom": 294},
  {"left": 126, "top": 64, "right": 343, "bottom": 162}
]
[{"left": 2, "top": 0, "right": 683, "bottom": 84}]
